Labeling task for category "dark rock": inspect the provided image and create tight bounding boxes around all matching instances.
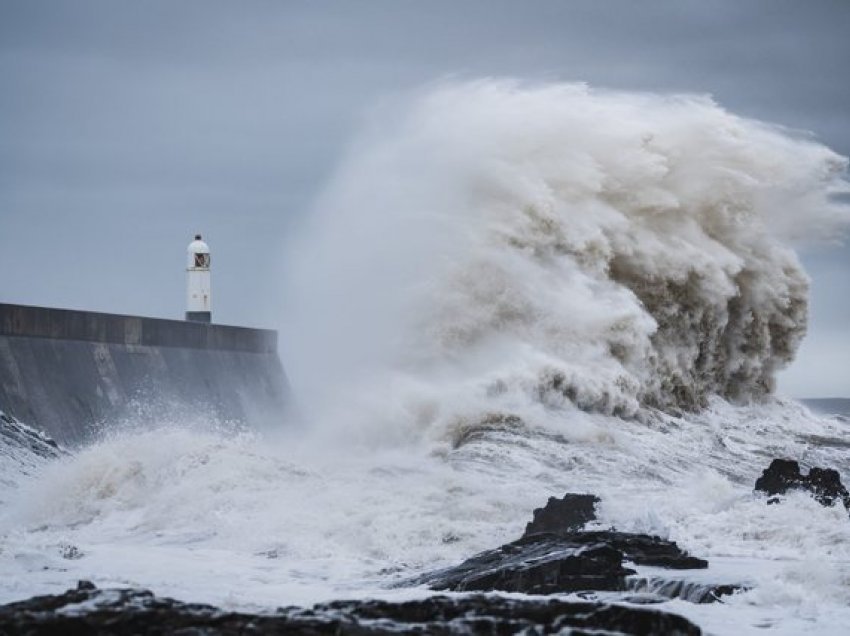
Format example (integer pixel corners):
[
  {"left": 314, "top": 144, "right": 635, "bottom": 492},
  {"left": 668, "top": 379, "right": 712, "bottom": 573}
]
[
  {"left": 419, "top": 530, "right": 706, "bottom": 595},
  {"left": 521, "top": 494, "right": 705, "bottom": 568},
  {"left": 417, "top": 491, "right": 705, "bottom": 596},
  {"left": 591, "top": 532, "right": 708, "bottom": 569},
  {"left": 326, "top": 595, "right": 703, "bottom": 635},
  {"left": 0, "top": 409, "right": 64, "bottom": 460},
  {"left": 755, "top": 459, "right": 850, "bottom": 511},
  {"left": 524, "top": 493, "right": 600, "bottom": 536},
  {"left": 421, "top": 533, "right": 634, "bottom": 594},
  {"left": 808, "top": 467, "right": 850, "bottom": 508},
  {"left": 0, "top": 582, "right": 702, "bottom": 635},
  {"left": 627, "top": 576, "right": 747, "bottom": 604}
]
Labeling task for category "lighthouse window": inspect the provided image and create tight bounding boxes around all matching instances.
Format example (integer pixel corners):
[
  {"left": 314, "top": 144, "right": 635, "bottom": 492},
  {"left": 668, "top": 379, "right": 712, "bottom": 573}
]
[{"left": 194, "top": 253, "right": 210, "bottom": 268}]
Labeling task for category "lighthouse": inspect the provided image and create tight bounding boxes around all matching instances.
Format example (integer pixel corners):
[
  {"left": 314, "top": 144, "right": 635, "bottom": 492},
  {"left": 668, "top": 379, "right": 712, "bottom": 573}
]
[{"left": 186, "top": 234, "right": 211, "bottom": 323}]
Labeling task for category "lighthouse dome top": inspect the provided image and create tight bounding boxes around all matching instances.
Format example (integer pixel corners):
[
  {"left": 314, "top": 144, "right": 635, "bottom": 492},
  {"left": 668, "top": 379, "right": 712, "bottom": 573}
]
[{"left": 188, "top": 234, "right": 210, "bottom": 254}]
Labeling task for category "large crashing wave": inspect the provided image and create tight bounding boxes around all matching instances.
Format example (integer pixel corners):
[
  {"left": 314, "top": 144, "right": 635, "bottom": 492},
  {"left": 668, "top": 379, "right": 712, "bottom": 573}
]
[{"left": 284, "top": 81, "right": 849, "bottom": 426}]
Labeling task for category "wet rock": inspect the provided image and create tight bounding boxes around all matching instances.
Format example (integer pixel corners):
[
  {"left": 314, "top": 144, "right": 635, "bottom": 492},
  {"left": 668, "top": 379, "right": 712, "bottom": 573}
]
[
  {"left": 521, "top": 494, "right": 705, "bottom": 567},
  {"left": 1, "top": 409, "right": 66, "bottom": 503},
  {"left": 0, "top": 409, "right": 63, "bottom": 460},
  {"left": 755, "top": 459, "right": 850, "bottom": 511},
  {"left": 0, "top": 581, "right": 701, "bottom": 635},
  {"left": 524, "top": 493, "right": 600, "bottom": 536},
  {"left": 323, "top": 595, "right": 703, "bottom": 635},
  {"left": 422, "top": 533, "right": 634, "bottom": 593},
  {"left": 523, "top": 495, "right": 707, "bottom": 570},
  {"left": 419, "top": 531, "right": 706, "bottom": 595},
  {"left": 627, "top": 576, "right": 747, "bottom": 604},
  {"left": 591, "top": 532, "right": 707, "bottom": 569},
  {"left": 419, "top": 490, "right": 706, "bottom": 596}
]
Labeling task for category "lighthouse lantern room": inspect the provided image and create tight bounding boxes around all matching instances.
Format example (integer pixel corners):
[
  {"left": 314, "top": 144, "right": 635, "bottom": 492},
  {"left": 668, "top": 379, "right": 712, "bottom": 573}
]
[{"left": 186, "top": 234, "right": 211, "bottom": 323}]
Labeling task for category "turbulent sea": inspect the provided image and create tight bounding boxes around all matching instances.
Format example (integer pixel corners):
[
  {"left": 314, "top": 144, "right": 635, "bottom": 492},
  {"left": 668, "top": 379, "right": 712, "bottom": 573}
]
[{"left": 2, "top": 81, "right": 850, "bottom": 634}]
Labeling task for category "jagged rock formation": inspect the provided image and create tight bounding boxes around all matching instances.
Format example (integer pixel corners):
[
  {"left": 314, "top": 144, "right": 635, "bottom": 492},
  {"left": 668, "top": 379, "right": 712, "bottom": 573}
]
[
  {"left": 420, "top": 530, "right": 707, "bottom": 595},
  {"left": 755, "top": 459, "right": 850, "bottom": 512},
  {"left": 0, "top": 580, "right": 701, "bottom": 635},
  {"left": 524, "top": 493, "right": 600, "bottom": 536},
  {"left": 626, "top": 576, "right": 747, "bottom": 604},
  {"left": 0, "top": 408, "right": 65, "bottom": 501},
  {"left": 419, "top": 492, "right": 707, "bottom": 596},
  {"left": 422, "top": 533, "right": 632, "bottom": 594},
  {"left": 0, "top": 409, "right": 63, "bottom": 460}
]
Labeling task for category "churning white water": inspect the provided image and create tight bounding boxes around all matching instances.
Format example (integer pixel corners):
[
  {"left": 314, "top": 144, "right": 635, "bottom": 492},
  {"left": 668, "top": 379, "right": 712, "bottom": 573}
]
[{"left": 2, "top": 81, "right": 850, "bottom": 634}]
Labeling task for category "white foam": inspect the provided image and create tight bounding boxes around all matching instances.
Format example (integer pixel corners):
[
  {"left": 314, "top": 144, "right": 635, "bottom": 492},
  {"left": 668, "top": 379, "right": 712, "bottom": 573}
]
[
  {"left": 1, "top": 400, "right": 848, "bottom": 632},
  {"left": 281, "top": 80, "right": 848, "bottom": 423}
]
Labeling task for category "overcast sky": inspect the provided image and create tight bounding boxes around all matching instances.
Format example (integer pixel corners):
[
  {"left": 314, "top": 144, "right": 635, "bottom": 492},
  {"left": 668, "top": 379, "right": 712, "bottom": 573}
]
[{"left": 1, "top": 1, "right": 848, "bottom": 397}]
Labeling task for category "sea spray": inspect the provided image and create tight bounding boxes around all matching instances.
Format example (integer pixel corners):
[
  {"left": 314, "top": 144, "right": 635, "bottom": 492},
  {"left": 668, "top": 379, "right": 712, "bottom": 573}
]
[{"left": 283, "top": 80, "right": 849, "bottom": 437}]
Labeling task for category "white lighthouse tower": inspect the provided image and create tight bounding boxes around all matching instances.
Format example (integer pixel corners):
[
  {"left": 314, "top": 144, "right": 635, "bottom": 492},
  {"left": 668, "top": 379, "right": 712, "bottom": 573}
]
[{"left": 186, "top": 234, "right": 211, "bottom": 323}]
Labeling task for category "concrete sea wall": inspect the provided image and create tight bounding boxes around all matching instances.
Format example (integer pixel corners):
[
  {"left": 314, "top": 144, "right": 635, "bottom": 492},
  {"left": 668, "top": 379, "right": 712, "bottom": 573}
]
[{"left": 0, "top": 303, "right": 289, "bottom": 446}]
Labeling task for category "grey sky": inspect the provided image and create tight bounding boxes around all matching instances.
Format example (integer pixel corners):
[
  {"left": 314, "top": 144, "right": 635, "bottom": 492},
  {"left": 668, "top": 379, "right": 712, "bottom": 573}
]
[{"left": 1, "top": 1, "right": 848, "bottom": 396}]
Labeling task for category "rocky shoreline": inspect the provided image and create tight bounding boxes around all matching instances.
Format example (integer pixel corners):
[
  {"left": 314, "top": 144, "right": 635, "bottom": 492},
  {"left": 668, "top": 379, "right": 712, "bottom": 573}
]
[
  {"left": 0, "top": 580, "right": 702, "bottom": 635},
  {"left": 2, "top": 458, "right": 847, "bottom": 635},
  {"left": 417, "top": 493, "right": 716, "bottom": 599},
  {"left": 0, "top": 493, "right": 717, "bottom": 635}
]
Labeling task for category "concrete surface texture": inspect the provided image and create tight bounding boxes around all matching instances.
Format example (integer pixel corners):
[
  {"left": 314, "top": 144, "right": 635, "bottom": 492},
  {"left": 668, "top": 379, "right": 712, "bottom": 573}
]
[{"left": 0, "top": 303, "right": 289, "bottom": 446}]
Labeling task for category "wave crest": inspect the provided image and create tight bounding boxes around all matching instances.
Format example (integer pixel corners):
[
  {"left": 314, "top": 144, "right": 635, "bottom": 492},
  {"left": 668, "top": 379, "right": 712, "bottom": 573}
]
[{"left": 285, "top": 81, "right": 849, "bottom": 421}]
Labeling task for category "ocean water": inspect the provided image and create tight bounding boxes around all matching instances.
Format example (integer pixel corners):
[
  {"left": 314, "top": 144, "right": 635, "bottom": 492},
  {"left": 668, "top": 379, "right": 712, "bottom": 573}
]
[
  {"left": 2, "top": 81, "right": 850, "bottom": 634},
  {"left": 1, "top": 401, "right": 849, "bottom": 634}
]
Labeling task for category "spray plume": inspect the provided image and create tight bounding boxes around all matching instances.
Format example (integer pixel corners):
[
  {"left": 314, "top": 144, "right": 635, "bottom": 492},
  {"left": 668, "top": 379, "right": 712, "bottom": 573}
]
[{"left": 283, "top": 80, "right": 849, "bottom": 435}]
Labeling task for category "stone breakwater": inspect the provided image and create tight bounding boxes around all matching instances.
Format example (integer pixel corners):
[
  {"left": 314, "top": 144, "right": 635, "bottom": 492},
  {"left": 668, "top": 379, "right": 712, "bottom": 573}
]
[{"left": 0, "top": 303, "right": 289, "bottom": 445}]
